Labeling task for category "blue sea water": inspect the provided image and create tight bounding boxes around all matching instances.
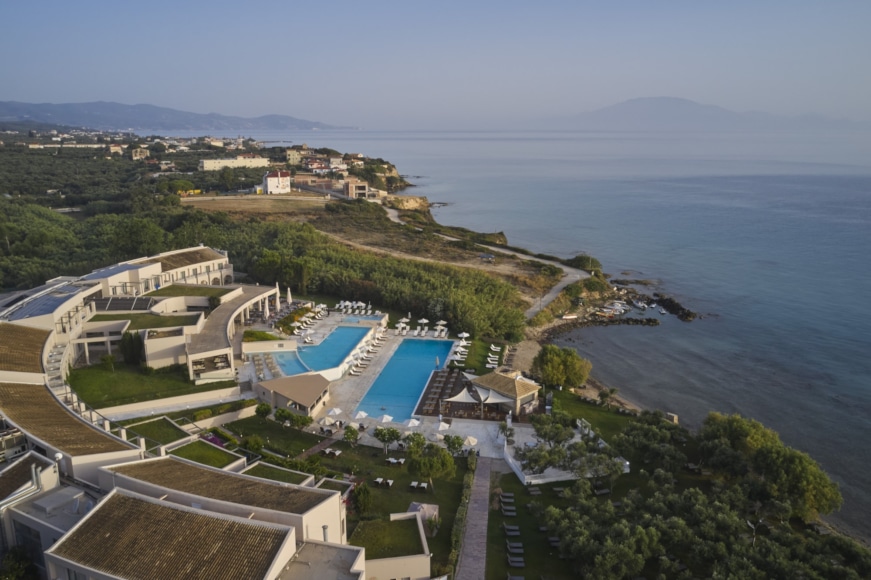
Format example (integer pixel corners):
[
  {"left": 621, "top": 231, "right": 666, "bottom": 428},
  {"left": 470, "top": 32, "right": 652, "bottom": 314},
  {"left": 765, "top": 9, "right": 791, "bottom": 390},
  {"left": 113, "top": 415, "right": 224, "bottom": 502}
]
[{"left": 157, "top": 128, "right": 871, "bottom": 541}]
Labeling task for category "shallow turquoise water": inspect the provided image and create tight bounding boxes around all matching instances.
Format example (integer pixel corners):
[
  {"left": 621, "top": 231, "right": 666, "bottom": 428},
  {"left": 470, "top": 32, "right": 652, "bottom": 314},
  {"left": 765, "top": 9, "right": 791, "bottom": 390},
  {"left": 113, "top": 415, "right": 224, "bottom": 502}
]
[
  {"left": 356, "top": 339, "right": 454, "bottom": 422},
  {"left": 273, "top": 326, "right": 370, "bottom": 374}
]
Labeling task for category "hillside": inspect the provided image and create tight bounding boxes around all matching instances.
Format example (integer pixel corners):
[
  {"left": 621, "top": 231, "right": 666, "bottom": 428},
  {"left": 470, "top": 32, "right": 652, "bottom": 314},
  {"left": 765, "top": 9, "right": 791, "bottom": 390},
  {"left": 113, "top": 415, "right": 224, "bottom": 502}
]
[{"left": 0, "top": 101, "right": 350, "bottom": 132}]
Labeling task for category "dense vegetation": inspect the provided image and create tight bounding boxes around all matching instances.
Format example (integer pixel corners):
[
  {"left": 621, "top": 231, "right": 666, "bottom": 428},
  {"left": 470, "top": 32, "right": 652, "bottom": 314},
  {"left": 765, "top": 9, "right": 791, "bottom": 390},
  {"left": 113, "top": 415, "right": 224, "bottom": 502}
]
[{"left": 514, "top": 409, "right": 865, "bottom": 579}]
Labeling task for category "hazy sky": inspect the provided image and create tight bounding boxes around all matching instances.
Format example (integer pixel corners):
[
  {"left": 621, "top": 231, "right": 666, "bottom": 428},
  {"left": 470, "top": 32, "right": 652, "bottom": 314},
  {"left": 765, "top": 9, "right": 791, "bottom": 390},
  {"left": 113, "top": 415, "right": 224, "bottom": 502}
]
[{"left": 2, "top": 1, "right": 869, "bottom": 129}]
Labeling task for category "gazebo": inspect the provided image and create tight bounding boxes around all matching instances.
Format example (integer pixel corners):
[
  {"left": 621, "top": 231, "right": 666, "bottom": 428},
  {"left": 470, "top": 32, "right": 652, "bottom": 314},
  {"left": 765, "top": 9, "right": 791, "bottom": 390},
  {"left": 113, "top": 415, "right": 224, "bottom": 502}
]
[{"left": 468, "top": 370, "right": 541, "bottom": 417}]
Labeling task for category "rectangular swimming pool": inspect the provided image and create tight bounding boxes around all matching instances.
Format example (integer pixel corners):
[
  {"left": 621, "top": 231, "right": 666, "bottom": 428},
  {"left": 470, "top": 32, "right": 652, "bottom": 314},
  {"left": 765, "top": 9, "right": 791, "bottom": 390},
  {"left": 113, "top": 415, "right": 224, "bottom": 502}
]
[
  {"left": 356, "top": 339, "right": 454, "bottom": 422},
  {"left": 273, "top": 326, "right": 370, "bottom": 374}
]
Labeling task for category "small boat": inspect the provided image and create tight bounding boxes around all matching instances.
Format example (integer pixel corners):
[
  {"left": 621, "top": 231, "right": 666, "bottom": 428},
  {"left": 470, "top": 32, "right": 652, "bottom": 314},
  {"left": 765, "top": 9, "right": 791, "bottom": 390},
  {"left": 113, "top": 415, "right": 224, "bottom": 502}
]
[{"left": 659, "top": 308, "right": 666, "bottom": 315}]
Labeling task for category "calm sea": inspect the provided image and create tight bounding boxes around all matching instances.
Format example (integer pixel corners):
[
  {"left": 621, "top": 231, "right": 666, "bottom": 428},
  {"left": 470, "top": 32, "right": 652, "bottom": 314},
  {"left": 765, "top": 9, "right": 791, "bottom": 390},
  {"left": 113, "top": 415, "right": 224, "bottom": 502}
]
[{"left": 157, "top": 128, "right": 871, "bottom": 541}]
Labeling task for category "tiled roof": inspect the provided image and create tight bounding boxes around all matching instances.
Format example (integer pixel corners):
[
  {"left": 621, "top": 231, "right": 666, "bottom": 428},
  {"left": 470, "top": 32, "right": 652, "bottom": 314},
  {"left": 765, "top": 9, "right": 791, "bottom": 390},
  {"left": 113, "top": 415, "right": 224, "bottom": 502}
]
[
  {"left": 50, "top": 493, "right": 289, "bottom": 580},
  {"left": 0, "top": 323, "right": 49, "bottom": 373},
  {"left": 138, "top": 247, "right": 225, "bottom": 271},
  {"left": 470, "top": 370, "right": 541, "bottom": 399},
  {"left": 0, "top": 383, "right": 132, "bottom": 455},
  {"left": 260, "top": 373, "right": 330, "bottom": 408},
  {"left": 111, "top": 457, "right": 330, "bottom": 514}
]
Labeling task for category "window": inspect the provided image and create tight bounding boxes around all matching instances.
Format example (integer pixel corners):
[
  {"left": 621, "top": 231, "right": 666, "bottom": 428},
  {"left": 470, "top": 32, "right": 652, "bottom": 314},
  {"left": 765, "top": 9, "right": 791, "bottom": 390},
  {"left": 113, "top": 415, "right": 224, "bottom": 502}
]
[{"left": 67, "top": 569, "right": 87, "bottom": 580}]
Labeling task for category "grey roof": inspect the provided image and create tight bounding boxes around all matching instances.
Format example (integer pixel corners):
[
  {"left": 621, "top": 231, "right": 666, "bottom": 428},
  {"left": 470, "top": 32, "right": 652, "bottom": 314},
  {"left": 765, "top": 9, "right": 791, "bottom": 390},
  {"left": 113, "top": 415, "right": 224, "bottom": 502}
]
[
  {"left": 4, "top": 283, "right": 82, "bottom": 321},
  {"left": 79, "top": 262, "right": 145, "bottom": 281}
]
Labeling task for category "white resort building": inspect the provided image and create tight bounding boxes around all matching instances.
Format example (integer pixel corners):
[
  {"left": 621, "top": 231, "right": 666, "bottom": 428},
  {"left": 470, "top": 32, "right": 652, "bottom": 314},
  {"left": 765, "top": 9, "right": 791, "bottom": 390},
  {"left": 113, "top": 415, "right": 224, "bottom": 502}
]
[{"left": 0, "top": 246, "right": 432, "bottom": 579}]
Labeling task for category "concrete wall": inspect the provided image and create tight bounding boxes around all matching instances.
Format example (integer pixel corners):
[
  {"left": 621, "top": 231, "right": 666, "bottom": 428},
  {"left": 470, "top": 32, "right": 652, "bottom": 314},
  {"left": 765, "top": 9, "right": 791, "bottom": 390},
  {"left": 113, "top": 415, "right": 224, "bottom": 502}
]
[
  {"left": 143, "top": 333, "right": 187, "bottom": 367},
  {"left": 365, "top": 512, "right": 431, "bottom": 580}
]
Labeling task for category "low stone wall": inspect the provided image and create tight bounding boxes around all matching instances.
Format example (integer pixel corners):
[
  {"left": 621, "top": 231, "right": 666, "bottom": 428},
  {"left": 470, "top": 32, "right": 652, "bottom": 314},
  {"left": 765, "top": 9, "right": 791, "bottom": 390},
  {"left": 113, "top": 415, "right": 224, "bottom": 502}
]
[{"left": 179, "top": 404, "right": 258, "bottom": 432}]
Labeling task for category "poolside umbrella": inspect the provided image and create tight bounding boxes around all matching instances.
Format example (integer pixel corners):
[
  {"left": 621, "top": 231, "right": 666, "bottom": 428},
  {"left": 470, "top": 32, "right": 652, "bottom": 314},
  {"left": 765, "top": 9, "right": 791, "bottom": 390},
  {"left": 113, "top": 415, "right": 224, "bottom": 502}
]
[
  {"left": 377, "top": 414, "right": 394, "bottom": 424},
  {"left": 320, "top": 416, "right": 336, "bottom": 426},
  {"left": 290, "top": 321, "right": 302, "bottom": 327},
  {"left": 438, "top": 421, "right": 451, "bottom": 431},
  {"left": 430, "top": 432, "right": 445, "bottom": 442},
  {"left": 328, "top": 407, "right": 343, "bottom": 416},
  {"left": 404, "top": 418, "right": 421, "bottom": 428},
  {"left": 436, "top": 320, "right": 447, "bottom": 326},
  {"left": 399, "top": 317, "right": 410, "bottom": 323},
  {"left": 418, "top": 318, "right": 429, "bottom": 325},
  {"left": 354, "top": 410, "right": 369, "bottom": 420},
  {"left": 463, "top": 435, "right": 478, "bottom": 447},
  {"left": 457, "top": 332, "right": 470, "bottom": 339}
]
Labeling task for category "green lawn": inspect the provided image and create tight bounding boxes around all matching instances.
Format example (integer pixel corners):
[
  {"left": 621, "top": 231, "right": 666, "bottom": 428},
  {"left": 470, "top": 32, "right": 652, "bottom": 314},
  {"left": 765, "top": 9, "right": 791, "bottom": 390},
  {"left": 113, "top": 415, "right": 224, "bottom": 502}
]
[
  {"left": 243, "top": 330, "right": 281, "bottom": 342},
  {"left": 146, "top": 286, "right": 230, "bottom": 297},
  {"left": 550, "top": 389, "right": 635, "bottom": 440},
  {"left": 69, "top": 365, "right": 236, "bottom": 409},
  {"left": 244, "top": 463, "right": 311, "bottom": 485},
  {"left": 124, "top": 418, "right": 188, "bottom": 445},
  {"left": 485, "top": 473, "right": 578, "bottom": 580},
  {"left": 223, "top": 417, "right": 325, "bottom": 457},
  {"left": 89, "top": 313, "right": 200, "bottom": 330},
  {"left": 316, "top": 440, "right": 467, "bottom": 572},
  {"left": 351, "top": 518, "right": 424, "bottom": 559},
  {"left": 171, "top": 440, "right": 238, "bottom": 468}
]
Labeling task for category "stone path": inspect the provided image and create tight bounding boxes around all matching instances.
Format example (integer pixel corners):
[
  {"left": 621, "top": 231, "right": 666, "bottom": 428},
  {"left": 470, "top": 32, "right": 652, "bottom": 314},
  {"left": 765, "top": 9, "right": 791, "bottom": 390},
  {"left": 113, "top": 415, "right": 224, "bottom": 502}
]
[
  {"left": 296, "top": 434, "right": 338, "bottom": 460},
  {"left": 455, "top": 456, "right": 492, "bottom": 580}
]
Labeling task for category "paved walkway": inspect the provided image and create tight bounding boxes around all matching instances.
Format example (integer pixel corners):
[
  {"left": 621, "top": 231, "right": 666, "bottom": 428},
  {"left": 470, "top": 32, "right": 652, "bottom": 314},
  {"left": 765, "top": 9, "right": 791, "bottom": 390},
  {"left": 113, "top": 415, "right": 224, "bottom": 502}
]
[{"left": 455, "top": 456, "right": 492, "bottom": 580}]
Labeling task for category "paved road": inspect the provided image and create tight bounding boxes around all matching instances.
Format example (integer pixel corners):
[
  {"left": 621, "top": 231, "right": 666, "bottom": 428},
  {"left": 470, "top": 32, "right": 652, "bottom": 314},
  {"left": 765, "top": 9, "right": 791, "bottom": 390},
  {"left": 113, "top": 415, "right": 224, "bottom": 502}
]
[{"left": 455, "top": 456, "right": 492, "bottom": 580}]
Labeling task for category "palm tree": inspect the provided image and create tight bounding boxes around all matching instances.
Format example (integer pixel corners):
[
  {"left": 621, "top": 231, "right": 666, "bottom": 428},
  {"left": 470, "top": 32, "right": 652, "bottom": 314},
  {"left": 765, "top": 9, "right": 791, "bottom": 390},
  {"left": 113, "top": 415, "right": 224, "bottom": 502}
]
[{"left": 598, "top": 387, "right": 618, "bottom": 409}]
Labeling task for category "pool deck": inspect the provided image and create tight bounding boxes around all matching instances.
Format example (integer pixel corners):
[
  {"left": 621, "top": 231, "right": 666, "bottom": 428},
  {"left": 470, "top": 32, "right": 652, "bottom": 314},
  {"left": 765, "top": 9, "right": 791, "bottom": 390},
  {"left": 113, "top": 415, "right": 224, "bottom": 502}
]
[{"left": 237, "top": 310, "right": 530, "bottom": 459}]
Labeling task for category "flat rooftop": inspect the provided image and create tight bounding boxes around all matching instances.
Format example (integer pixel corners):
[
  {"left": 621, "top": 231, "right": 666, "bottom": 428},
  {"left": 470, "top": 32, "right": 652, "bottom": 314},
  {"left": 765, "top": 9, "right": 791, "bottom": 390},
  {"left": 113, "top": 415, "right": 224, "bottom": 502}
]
[
  {"left": 0, "top": 322, "right": 50, "bottom": 373},
  {"left": 188, "top": 285, "right": 274, "bottom": 355},
  {"left": 50, "top": 493, "right": 290, "bottom": 580},
  {"left": 110, "top": 457, "right": 331, "bottom": 514},
  {"left": 278, "top": 542, "right": 363, "bottom": 580},
  {"left": 137, "top": 247, "right": 225, "bottom": 271},
  {"left": 0, "top": 383, "right": 132, "bottom": 455}
]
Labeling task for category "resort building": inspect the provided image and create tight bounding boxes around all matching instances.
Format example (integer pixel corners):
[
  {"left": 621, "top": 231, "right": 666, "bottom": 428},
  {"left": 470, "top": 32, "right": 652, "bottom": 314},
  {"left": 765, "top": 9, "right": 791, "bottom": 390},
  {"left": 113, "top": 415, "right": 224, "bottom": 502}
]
[
  {"left": 254, "top": 373, "right": 332, "bottom": 418},
  {"left": 469, "top": 369, "right": 542, "bottom": 417},
  {"left": 262, "top": 170, "right": 292, "bottom": 194},
  {"left": 198, "top": 156, "right": 269, "bottom": 171}
]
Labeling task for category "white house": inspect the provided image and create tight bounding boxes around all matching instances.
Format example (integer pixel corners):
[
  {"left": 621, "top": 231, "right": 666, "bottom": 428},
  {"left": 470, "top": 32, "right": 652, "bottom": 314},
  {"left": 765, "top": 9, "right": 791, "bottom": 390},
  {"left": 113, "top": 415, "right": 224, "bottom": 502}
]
[{"left": 262, "top": 170, "right": 292, "bottom": 194}]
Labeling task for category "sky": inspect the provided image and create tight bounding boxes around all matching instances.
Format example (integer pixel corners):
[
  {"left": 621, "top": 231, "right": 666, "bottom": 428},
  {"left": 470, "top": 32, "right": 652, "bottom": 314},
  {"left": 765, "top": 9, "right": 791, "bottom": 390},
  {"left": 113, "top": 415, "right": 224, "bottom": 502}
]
[{"left": 1, "top": 1, "right": 870, "bottom": 130}]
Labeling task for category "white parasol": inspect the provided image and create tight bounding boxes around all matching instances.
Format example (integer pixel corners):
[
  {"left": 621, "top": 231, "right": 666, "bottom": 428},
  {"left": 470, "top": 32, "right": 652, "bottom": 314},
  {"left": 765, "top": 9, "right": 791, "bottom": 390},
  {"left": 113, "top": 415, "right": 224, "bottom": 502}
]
[
  {"left": 320, "top": 416, "right": 336, "bottom": 426},
  {"left": 376, "top": 414, "right": 394, "bottom": 424},
  {"left": 354, "top": 410, "right": 369, "bottom": 420},
  {"left": 463, "top": 435, "right": 478, "bottom": 446},
  {"left": 327, "top": 407, "right": 343, "bottom": 416},
  {"left": 438, "top": 421, "right": 451, "bottom": 431},
  {"left": 418, "top": 318, "right": 429, "bottom": 325},
  {"left": 457, "top": 332, "right": 470, "bottom": 338},
  {"left": 404, "top": 418, "right": 421, "bottom": 428}
]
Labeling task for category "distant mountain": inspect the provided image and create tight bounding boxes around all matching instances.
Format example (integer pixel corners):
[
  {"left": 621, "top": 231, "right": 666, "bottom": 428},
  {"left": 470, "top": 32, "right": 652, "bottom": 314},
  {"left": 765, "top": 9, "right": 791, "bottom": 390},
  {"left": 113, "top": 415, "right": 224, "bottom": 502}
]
[
  {"left": 0, "top": 101, "right": 349, "bottom": 131},
  {"left": 546, "top": 97, "right": 866, "bottom": 132}
]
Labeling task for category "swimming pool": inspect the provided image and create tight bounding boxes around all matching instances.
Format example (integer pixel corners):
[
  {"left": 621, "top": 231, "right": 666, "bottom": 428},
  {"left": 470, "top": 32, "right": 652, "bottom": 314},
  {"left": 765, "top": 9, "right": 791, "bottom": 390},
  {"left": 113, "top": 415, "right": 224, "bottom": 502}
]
[
  {"left": 274, "top": 326, "right": 370, "bottom": 374},
  {"left": 356, "top": 339, "right": 454, "bottom": 422}
]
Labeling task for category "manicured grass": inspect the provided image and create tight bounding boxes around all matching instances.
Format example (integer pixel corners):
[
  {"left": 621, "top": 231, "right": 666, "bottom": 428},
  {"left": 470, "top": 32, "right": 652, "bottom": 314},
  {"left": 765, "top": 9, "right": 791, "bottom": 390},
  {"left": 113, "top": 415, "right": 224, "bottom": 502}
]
[
  {"left": 88, "top": 313, "right": 200, "bottom": 330},
  {"left": 316, "top": 440, "right": 467, "bottom": 573},
  {"left": 146, "top": 286, "right": 230, "bottom": 297},
  {"left": 244, "top": 464, "right": 311, "bottom": 485},
  {"left": 69, "top": 365, "right": 236, "bottom": 409},
  {"left": 223, "top": 417, "right": 325, "bottom": 457},
  {"left": 125, "top": 418, "right": 188, "bottom": 445},
  {"left": 448, "top": 338, "right": 502, "bottom": 374},
  {"left": 485, "top": 473, "right": 578, "bottom": 580},
  {"left": 351, "top": 518, "right": 424, "bottom": 559},
  {"left": 170, "top": 440, "right": 238, "bottom": 468},
  {"left": 243, "top": 330, "right": 281, "bottom": 342},
  {"left": 550, "top": 388, "right": 635, "bottom": 440}
]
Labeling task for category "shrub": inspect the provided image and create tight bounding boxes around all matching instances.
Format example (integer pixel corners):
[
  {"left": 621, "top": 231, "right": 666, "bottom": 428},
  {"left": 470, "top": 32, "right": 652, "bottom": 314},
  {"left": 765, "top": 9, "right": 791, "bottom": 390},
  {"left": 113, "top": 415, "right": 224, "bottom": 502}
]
[
  {"left": 193, "top": 409, "right": 213, "bottom": 421},
  {"left": 255, "top": 403, "right": 272, "bottom": 419}
]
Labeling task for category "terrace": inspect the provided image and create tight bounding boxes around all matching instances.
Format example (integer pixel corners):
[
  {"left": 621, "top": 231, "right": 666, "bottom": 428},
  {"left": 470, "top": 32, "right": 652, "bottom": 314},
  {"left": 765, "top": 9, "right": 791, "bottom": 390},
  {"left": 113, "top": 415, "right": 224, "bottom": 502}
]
[
  {"left": 0, "top": 382, "right": 132, "bottom": 456},
  {"left": 110, "top": 456, "right": 332, "bottom": 515},
  {"left": 0, "top": 322, "right": 50, "bottom": 373}
]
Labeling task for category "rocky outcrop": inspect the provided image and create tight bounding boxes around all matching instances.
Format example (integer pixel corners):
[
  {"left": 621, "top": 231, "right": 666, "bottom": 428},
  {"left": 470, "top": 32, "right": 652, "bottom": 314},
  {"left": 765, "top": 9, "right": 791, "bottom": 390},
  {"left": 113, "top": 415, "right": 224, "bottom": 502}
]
[{"left": 384, "top": 195, "right": 430, "bottom": 211}]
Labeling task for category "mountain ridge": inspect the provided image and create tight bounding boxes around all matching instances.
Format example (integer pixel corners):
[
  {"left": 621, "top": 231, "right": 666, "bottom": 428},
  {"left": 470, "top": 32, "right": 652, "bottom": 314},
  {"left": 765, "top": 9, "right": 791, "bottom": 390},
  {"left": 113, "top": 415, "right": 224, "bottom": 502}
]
[{"left": 0, "top": 100, "right": 350, "bottom": 132}]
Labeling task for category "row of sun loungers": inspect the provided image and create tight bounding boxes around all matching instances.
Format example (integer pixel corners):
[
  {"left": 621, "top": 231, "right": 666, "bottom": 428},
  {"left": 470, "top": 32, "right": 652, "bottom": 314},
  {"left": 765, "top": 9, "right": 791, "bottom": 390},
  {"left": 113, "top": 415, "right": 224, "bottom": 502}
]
[
  {"left": 386, "top": 457, "right": 406, "bottom": 466},
  {"left": 321, "top": 448, "right": 342, "bottom": 457},
  {"left": 409, "top": 481, "right": 428, "bottom": 491},
  {"left": 372, "top": 477, "right": 394, "bottom": 487}
]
